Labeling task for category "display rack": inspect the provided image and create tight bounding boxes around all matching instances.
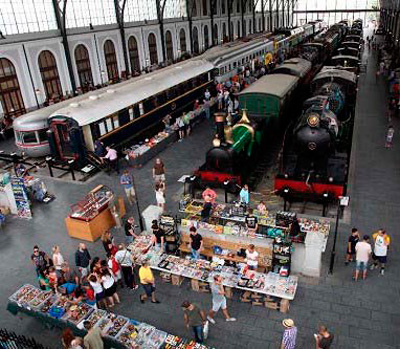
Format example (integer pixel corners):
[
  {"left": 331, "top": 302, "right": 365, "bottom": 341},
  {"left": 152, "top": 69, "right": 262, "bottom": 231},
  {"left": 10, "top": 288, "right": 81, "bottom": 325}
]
[
  {"left": 272, "top": 236, "right": 292, "bottom": 277},
  {"left": 159, "top": 215, "right": 180, "bottom": 253}
]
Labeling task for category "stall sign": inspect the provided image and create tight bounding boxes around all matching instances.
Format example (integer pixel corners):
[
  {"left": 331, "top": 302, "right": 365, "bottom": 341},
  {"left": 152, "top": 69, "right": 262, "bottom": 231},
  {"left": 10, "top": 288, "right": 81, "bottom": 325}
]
[{"left": 11, "top": 176, "right": 32, "bottom": 219}]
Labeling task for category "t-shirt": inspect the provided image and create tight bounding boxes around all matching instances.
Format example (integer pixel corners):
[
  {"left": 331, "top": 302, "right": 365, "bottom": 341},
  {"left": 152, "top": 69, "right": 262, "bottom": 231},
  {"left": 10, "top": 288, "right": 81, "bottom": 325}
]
[
  {"left": 105, "top": 148, "right": 117, "bottom": 161},
  {"left": 139, "top": 266, "right": 154, "bottom": 284},
  {"left": 184, "top": 304, "right": 203, "bottom": 327},
  {"left": 190, "top": 233, "right": 203, "bottom": 251},
  {"left": 120, "top": 174, "right": 133, "bottom": 189},
  {"left": 114, "top": 250, "right": 132, "bottom": 267},
  {"left": 89, "top": 281, "right": 103, "bottom": 295},
  {"left": 153, "top": 229, "right": 165, "bottom": 244},
  {"left": 210, "top": 282, "right": 225, "bottom": 302},
  {"left": 153, "top": 163, "right": 165, "bottom": 175},
  {"left": 84, "top": 328, "right": 104, "bottom": 349},
  {"left": 348, "top": 234, "right": 359, "bottom": 253},
  {"left": 245, "top": 215, "right": 258, "bottom": 229},
  {"left": 239, "top": 189, "right": 249, "bottom": 204},
  {"left": 245, "top": 250, "right": 259, "bottom": 267},
  {"left": 125, "top": 221, "right": 136, "bottom": 237},
  {"left": 318, "top": 334, "right": 334, "bottom": 349},
  {"left": 374, "top": 234, "right": 388, "bottom": 256},
  {"left": 355, "top": 241, "right": 372, "bottom": 262},
  {"left": 101, "top": 274, "right": 114, "bottom": 289},
  {"left": 31, "top": 252, "right": 47, "bottom": 269},
  {"left": 201, "top": 202, "right": 212, "bottom": 219}
]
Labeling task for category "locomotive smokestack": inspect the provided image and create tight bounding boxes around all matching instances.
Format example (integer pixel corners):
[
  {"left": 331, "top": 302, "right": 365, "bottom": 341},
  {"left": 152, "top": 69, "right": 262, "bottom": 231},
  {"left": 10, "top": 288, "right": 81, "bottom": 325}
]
[{"left": 214, "top": 112, "right": 226, "bottom": 143}]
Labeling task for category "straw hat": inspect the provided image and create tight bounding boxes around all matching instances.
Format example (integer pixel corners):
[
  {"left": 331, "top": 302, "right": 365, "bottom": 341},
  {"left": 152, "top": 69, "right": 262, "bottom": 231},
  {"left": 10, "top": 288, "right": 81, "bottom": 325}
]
[{"left": 282, "top": 319, "right": 295, "bottom": 328}]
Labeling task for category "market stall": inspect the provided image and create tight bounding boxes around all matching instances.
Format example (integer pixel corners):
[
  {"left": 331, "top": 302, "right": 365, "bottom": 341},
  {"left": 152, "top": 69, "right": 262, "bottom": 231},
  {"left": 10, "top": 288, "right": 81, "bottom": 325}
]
[
  {"left": 65, "top": 185, "right": 125, "bottom": 242},
  {"left": 7, "top": 284, "right": 210, "bottom": 349},
  {"left": 128, "top": 236, "right": 298, "bottom": 313},
  {"left": 179, "top": 200, "right": 330, "bottom": 277}
]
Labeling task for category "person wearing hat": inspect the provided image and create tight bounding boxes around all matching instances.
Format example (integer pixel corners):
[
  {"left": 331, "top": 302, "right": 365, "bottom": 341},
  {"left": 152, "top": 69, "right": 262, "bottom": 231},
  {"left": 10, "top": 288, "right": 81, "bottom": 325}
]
[{"left": 281, "top": 318, "right": 297, "bottom": 349}]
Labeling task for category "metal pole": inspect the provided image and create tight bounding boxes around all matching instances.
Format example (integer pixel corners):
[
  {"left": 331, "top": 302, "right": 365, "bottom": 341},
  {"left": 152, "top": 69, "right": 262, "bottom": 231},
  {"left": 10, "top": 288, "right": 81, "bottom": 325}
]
[
  {"left": 328, "top": 202, "right": 341, "bottom": 274},
  {"left": 131, "top": 175, "right": 144, "bottom": 231}
]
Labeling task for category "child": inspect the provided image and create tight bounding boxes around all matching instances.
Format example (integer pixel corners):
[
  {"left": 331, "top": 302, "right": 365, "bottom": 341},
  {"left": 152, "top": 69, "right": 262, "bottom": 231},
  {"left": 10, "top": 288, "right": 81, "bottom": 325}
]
[{"left": 385, "top": 125, "right": 394, "bottom": 148}]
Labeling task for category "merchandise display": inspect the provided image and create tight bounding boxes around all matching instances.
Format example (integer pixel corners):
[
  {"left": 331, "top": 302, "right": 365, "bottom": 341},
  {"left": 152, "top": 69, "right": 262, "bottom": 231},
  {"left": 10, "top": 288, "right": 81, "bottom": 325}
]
[
  {"left": 128, "top": 236, "right": 298, "bottom": 300},
  {"left": 8, "top": 285, "right": 212, "bottom": 349},
  {"left": 125, "top": 131, "right": 174, "bottom": 159},
  {"left": 69, "top": 185, "right": 114, "bottom": 221}
]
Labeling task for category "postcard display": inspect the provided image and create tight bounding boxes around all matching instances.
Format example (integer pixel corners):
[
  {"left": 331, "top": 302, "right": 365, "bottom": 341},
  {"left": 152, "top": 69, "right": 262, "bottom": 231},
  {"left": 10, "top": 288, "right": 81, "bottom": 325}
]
[
  {"left": 129, "top": 236, "right": 298, "bottom": 312},
  {"left": 11, "top": 175, "right": 32, "bottom": 219},
  {"left": 8, "top": 284, "right": 210, "bottom": 349}
]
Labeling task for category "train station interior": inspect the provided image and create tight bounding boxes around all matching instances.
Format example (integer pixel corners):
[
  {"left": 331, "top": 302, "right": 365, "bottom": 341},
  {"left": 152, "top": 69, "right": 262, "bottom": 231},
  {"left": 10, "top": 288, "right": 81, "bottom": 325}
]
[{"left": 0, "top": 0, "right": 399, "bottom": 348}]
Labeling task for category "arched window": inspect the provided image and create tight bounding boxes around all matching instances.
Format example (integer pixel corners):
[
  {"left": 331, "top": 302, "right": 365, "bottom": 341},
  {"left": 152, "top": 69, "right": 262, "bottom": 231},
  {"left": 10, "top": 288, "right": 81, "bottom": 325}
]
[
  {"left": 128, "top": 36, "right": 141, "bottom": 74},
  {"left": 204, "top": 25, "right": 209, "bottom": 50},
  {"left": 222, "top": 22, "right": 227, "bottom": 42},
  {"left": 0, "top": 58, "right": 25, "bottom": 118},
  {"left": 104, "top": 40, "right": 119, "bottom": 83},
  {"left": 213, "top": 24, "right": 218, "bottom": 45},
  {"left": 230, "top": 22, "right": 234, "bottom": 40},
  {"left": 193, "top": 27, "right": 199, "bottom": 54},
  {"left": 248, "top": 19, "right": 252, "bottom": 34},
  {"left": 237, "top": 21, "right": 241, "bottom": 38},
  {"left": 221, "top": 0, "right": 226, "bottom": 14},
  {"left": 148, "top": 33, "right": 158, "bottom": 65},
  {"left": 259, "top": 18, "right": 262, "bottom": 32},
  {"left": 243, "top": 20, "right": 247, "bottom": 36},
  {"left": 38, "top": 50, "right": 62, "bottom": 100},
  {"left": 236, "top": 0, "right": 240, "bottom": 13},
  {"left": 192, "top": 0, "right": 197, "bottom": 17},
  {"left": 74, "top": 44, "right": 93, "bottom": 89},
  {"left": 165, "top": 30, "right": 173, "bottom": 62},
  {"left": 179, "top": 29, "right": 187, "bottom": 53},
  {"left": 202, "top": 0, "right": 208, "bottom": 16}
]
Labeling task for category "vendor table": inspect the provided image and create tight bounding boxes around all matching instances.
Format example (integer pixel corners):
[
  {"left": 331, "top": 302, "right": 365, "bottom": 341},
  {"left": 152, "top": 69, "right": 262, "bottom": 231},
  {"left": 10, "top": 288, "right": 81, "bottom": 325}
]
[
  {"left": 128, "top": 236, "right": 298, "bottom": 312},
  {"left": 7, "top": 284, "right": 210, "bottom": 349}
]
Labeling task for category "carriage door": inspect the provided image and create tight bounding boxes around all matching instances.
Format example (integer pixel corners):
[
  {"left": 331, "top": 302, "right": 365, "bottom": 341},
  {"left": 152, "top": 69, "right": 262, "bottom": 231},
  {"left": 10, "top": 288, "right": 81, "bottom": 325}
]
[{"left": 50, "top": 120, "right": 75, "bottom": 160}]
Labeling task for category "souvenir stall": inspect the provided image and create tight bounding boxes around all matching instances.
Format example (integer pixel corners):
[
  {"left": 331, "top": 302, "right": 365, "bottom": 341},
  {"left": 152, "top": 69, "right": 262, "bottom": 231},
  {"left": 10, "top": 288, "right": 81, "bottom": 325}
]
[
  {"left": 179, "top": 199, "right": 330, "bottom": 277},
  {"left": 7, "top": 285, "right": 209, "bottom": 349},
  {"left": 128, "top": 236, "right": 298, "bottom": 313},
  {"left": 124, "top": 99, "right": 216, "bottom": 167},
  {"left": 65, "top": 185, "right": 125, "bottom": 242}
]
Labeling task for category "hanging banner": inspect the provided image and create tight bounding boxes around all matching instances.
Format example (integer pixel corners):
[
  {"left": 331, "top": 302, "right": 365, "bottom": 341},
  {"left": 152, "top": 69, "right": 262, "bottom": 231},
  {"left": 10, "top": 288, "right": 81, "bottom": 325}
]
[{"left": 11, "top": 176, "right": 32, "bottom": 219}]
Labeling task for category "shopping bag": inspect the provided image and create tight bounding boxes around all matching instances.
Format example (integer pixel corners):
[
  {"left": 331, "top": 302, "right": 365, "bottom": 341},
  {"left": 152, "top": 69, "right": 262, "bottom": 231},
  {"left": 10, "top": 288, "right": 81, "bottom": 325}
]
[{"left": 203, "top": 321, "right": 209, "bottom": 340}]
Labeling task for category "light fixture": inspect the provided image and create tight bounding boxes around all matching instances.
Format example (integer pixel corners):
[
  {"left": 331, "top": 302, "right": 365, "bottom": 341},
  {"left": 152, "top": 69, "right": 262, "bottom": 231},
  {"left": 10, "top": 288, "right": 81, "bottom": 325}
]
[
  {"left": 284, "top": 173, "right": 289, "bottom": 178},
  {"left": 323, "top": 192, "right": 329, "bottom": 198},
  {"left": 328, "top": 177, "right": 333, "bottom": 182},
  {"left": 283, "top": 188, "right": 289, "bottom": 194},
  {"left": 307, "top": 114, "right": 319, "bottom": 127}
]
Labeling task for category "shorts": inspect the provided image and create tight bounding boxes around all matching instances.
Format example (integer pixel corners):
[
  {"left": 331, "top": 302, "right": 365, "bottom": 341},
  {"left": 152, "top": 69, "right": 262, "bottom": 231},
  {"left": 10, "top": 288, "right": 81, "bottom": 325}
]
[
  {"left": 124, "top": 187, "right": 135, "bottom": 198},
  {"left": 212, "top": 297, "right": 227, "bottom": 312},
  {"left": 95, "top": 291, "right": 105, "bottom": 301},
  {"left": 142, "top": 284, "right": 155, "bottom": 297},
  {"left": 356, "top": 261, "right": 367, "bottom": 271},
  {"left": 154, "top": 174, "right": 166, "bottom": 182},
  {"left": 373, "top": 254, "right": 387, "bottom": 264},
  {"left": 80, "top": 267, "right": 89, "bottom": 278}
]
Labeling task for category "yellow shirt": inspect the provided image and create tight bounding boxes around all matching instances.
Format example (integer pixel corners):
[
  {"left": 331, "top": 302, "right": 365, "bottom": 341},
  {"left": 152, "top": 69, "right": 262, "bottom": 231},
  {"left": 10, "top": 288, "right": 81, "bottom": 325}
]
[
  {"left": 139, "top": 266, "right": 154, "bottom": 284},
  {"left": 372, "top": 232, "right": 391, "bottom": 245}
]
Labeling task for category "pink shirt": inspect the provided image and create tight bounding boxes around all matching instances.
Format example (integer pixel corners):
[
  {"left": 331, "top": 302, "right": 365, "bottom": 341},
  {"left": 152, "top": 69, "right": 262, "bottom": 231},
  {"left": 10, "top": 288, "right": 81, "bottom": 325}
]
[
  {"left": 355, "top": 241, "right": 372, "bottom": 262},
  {"left": 105, "top": 148, "right": 118, "bottom": 161}
]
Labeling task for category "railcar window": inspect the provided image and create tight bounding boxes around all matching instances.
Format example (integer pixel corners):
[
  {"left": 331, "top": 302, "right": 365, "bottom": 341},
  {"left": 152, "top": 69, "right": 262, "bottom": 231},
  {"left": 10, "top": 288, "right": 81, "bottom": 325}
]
[
  {"left": 233, "top": 62, "right": 237, "bottom": 68},
  {"left": 129, "top": 107, "right": 135, "bottom": 121},
  {"left": 99, "top": 122, "right": 106, "bottom": 136},
  {"left": 37, "top": 129, "right": 48, "bottom": 143},
  {"left": 15, "top": 131, "right": 22, "bottom": 143},
  {"left": 22, "top": 131, "right": 37, "bottom": 144},
  {"left": 105, "top": 118, "right": 113, "bottom": 133}
]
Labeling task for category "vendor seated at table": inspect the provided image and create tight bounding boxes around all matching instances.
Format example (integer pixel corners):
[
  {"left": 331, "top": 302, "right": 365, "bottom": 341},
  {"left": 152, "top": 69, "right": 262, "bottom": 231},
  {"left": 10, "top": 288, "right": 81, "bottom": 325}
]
[
  {"left": 245, "top": 244, "right": 259, "bottom": 270},
  {"left": 245, "top": 208, "right": 258, "bottom": 235},
  {"left": 257, "top": 201, "right": 267, "bottom": 216},
  {"left": 189, "top": 226, "right": 203, "bottom": 260},
  {"left": 201, "top": 197, "right": 213, "bottom": 222},
  {"left": 202, "top": 187, "right": 217, "bottom": 203}
]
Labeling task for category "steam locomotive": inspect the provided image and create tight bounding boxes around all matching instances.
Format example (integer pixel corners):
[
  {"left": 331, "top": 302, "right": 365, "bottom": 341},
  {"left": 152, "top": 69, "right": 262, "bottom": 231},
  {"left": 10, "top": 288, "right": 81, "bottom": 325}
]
[
  {"left": 274, "top": 20, "right": 362, "bottom": 202},
  {"left": 194, "top": 21, "right": 349, "bottom": 190}
]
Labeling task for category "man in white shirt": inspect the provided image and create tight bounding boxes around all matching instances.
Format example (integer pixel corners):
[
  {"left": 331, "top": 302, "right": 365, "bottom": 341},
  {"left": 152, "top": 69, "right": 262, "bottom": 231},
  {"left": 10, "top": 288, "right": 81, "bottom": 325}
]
[
  {"left": 245, "top": 244, "right": 259, "bottom": 270},
  {"left": 354, "top": 235, "right": 372, "bottom": 281},
  {"left": 101, "top": 146, "right": 119, "bottom": 173}
]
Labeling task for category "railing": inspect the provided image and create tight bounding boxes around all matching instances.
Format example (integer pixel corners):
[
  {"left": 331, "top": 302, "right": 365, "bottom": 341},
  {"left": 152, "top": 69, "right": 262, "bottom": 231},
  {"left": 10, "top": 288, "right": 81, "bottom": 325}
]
[{"left": 0, "top": 328, "right": 50, "bottom": 349}]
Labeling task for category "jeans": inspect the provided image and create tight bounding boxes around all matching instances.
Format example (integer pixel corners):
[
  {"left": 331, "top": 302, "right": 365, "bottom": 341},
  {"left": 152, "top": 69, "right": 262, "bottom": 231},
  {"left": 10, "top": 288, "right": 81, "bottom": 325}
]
[
  {"left": 155, "top": 242, "right": 167, "bottom": 252},
  {"left": 192, "top": 325, "right": 204, "bottom": 343},
  {"left": 191, "top": 248, "right": 200, "bottom": 260}
]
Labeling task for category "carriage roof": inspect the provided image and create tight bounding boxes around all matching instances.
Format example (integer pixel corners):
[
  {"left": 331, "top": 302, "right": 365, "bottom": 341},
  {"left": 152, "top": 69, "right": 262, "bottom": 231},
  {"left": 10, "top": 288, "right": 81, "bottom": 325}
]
[{"left": 273, "top": 58, "right": 312, "bottom": 78}]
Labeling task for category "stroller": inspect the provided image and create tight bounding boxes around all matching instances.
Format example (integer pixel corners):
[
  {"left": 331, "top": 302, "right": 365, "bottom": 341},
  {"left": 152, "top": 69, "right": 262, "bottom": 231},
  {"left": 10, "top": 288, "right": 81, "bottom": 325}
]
[{"left": 28, "top": 178, "right": 55, "bottom": 203}]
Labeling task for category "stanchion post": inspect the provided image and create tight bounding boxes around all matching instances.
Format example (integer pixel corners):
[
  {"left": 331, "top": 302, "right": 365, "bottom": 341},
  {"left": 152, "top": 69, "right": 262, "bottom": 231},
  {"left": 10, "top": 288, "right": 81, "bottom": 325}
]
[
  {"left": 329, "top": 196, "right": 350, "bottom": 274},
  {"left": 68, "top": 160, "right": 75, "bottom": 181},
  {"left": 46, "top": 157, "right": 54, "bottom": 177},
  {"left": 131, "top": 174, "right": 144, "bottom": 231}
]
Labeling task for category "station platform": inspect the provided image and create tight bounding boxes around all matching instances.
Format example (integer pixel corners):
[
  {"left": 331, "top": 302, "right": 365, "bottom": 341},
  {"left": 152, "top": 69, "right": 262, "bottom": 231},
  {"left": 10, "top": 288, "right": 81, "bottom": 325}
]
[{"left": 1, "top": 40, "right": 400, "bottom": 349}]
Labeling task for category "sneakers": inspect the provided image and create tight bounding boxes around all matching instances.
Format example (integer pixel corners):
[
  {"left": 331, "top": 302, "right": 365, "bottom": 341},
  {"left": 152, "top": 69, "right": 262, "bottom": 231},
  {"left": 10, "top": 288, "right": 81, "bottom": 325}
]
[
  {"left": 132, "top": 285, "right": 139, "bottom": 290},
  {"left": 370, "top": 264, "right": 375, "bottom": 270},
  {"left": 226, "top": 317, "right": 237, "bottom": 322},
  {"left": 207, "top": 316, "right": 216, "bottom": 324},
  {"left": 380, "top": 269, "right": 385, "bottom": 275}
]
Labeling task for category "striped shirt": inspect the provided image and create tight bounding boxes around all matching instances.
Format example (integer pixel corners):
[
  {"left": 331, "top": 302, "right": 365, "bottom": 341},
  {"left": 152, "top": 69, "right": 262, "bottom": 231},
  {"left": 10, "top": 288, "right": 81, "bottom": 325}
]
[{"left": 282, "top": 326, "right": 297, "bottom": 349}]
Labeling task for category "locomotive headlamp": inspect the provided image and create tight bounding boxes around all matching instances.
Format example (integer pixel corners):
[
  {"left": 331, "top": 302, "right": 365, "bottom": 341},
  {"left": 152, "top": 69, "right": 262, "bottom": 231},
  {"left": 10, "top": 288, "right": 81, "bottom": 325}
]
[{"left": 307, "top": 115, "right": 319, "bottom": 127}]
